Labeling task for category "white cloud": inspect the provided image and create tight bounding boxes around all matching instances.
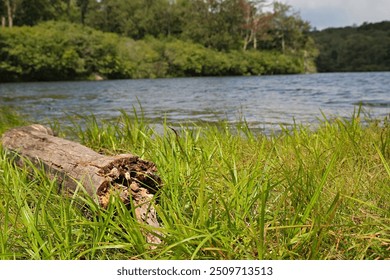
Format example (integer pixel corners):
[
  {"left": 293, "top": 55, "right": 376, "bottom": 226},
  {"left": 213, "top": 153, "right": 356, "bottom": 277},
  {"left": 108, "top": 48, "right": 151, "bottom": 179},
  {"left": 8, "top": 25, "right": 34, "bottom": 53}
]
[{"left": 280, "top": 0, "right": 390, "bottom": 29}]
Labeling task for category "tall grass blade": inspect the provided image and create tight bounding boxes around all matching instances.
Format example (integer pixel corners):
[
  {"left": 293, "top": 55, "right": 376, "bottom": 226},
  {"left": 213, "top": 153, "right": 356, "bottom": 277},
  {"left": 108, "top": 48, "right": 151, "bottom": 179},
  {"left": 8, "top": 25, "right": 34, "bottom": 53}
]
[{"left": 302, "top": 153, "right": 337, "bottom": 224}]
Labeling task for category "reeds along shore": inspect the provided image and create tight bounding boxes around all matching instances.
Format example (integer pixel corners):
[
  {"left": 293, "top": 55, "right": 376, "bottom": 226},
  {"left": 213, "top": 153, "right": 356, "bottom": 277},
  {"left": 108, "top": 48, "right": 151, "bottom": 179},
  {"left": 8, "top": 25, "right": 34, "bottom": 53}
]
[{"left": 0, "top": 107, "right": 389, "bottom": 260}]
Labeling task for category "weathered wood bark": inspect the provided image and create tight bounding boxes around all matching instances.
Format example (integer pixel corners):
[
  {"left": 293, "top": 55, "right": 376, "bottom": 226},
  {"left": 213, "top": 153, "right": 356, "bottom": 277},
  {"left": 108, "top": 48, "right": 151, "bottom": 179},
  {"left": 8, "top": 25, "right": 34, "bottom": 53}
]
[{"left": 1, "top": 124, "right": 162, "bottom": 245}]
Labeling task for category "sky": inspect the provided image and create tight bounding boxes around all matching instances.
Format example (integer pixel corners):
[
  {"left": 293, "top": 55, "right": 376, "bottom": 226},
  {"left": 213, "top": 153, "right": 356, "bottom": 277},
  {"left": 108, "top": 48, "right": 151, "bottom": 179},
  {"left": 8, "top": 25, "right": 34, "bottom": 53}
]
[{"left": 280, "top": 0, "right": 390, "bottom": 30}]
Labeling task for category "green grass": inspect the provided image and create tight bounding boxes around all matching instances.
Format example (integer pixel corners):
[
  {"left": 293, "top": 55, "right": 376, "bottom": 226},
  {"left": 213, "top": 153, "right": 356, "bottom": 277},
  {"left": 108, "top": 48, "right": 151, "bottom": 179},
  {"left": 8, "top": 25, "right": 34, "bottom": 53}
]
[{"left": 0, "top": 107, "right": 389, "bottom": 260}]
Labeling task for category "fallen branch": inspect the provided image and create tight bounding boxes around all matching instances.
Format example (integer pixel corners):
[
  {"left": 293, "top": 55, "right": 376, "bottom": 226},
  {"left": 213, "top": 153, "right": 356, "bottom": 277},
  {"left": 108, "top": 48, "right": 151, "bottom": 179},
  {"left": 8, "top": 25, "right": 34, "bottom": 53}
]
[{"left": 1, "top": 124, "right": 162, "bottom": 245}]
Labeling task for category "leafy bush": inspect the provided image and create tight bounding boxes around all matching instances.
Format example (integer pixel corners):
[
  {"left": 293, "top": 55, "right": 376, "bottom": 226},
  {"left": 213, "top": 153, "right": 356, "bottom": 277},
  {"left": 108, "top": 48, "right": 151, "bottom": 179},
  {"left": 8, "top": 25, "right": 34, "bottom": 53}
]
[
  {"left": 0, "top": 22, "right": 308, "bottom": 82},
  {"left": 0, "top": 22, "right": 129, "bottom": 81}
]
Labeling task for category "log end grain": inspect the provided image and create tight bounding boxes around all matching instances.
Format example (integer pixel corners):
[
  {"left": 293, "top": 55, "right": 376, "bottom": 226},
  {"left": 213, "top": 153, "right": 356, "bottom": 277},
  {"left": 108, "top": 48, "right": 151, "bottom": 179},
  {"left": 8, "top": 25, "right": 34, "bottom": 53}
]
[{"left": 95, "top": 154, "right": 162, "bottom": 208}]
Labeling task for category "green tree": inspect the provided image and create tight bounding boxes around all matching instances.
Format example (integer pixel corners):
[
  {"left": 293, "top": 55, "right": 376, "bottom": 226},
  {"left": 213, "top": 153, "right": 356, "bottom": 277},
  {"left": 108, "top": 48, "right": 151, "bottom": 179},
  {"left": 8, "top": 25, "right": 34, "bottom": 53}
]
[
  {"left": 312, "top": 21, "right": 390, "bottom": 72},
  {"left": 263, "top": 2, "right": 311, "bottom": 54},
  {"left": 0, "top": 0, "right": 73, "bottom": 26},
  {"left": 180, "top": 0, "right": 246, "bottom": 50},
  {"left": 84, "top": 0, "right": 178, "bottom": 39},
  {"left": 241, "top": 0, "right": 273, "bottom": 50}
]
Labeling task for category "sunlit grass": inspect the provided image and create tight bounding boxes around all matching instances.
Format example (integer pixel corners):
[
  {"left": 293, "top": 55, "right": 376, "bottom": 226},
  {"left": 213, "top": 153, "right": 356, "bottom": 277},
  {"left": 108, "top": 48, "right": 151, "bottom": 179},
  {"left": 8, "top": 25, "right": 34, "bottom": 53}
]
[{"left": 0, "top": 107, "right": 389, "bottom": 259}]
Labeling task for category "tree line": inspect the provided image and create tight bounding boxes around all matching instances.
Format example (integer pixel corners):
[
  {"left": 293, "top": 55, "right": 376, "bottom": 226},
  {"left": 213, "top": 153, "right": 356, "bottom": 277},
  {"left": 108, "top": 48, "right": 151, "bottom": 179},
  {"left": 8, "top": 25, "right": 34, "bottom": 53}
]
[
  {"left": 1, "top": 1, "right": 388, "bottom": 82},
  {"left": 1, "top": 0, "right": 315, "bottom": 53},
  {"left": 0, "top": 0, "right": 319, "bottom": 81},
  {"left": 312, "top": 21, "right": 390, "bottom": 72}
]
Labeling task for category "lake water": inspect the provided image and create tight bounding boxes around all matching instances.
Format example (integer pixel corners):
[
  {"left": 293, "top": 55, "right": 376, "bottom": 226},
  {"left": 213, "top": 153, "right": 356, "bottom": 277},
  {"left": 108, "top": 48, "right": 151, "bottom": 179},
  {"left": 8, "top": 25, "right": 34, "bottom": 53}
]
[{"left": 1, "top": 72, "right": 389, "bottom": 132}]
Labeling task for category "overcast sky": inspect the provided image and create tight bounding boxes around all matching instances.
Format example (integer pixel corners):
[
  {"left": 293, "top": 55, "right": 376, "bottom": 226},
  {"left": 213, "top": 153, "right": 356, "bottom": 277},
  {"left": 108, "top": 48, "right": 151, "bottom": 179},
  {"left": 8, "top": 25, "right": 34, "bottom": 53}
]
[{"left": 280, "top": 0, "right": 390, "bottom": 30}]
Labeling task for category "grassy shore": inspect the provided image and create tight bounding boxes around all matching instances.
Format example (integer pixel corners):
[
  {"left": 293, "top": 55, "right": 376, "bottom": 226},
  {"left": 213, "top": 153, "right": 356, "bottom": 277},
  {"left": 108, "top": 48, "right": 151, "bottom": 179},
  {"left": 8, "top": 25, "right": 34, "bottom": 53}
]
[{"left": 0, "top": 107, "right": 389, "bottom": 260}]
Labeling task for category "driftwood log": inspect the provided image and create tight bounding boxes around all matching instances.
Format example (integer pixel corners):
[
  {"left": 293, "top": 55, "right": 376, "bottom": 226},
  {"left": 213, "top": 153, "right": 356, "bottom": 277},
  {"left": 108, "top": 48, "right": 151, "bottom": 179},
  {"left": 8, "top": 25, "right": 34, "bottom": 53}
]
[{"left": 1, "top": 124, "right": 162, "bottom": 245}]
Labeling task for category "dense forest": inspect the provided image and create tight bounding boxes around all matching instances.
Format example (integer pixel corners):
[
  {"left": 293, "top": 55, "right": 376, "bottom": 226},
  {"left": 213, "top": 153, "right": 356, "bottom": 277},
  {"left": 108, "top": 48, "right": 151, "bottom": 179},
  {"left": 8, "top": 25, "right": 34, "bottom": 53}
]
[
  {"left": 0, "top": 0, "right": 317, "bottom": 81},
  {"left": 0, "top": 1, "right": 389, "bottom": 82},
  {"left": 312, "top": 21, "right": 390, "bottom": 72}
]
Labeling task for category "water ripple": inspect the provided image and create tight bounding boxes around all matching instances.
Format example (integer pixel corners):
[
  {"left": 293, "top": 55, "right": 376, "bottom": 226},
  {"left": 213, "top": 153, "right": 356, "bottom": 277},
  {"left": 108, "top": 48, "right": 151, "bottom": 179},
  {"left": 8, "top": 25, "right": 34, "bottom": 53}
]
[{"left": 1, "top": 73, "right": 389, "bottom": 131}]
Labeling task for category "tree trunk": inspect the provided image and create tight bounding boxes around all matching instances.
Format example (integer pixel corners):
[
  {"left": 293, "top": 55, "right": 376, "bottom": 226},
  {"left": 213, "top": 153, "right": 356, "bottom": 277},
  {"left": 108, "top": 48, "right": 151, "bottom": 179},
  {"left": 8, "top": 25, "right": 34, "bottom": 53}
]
[
  {"left": 243, "top": 33, "right": 250, "bottom": 51},
  {"left": 5, "top": 0, "right": 13, "bottom": 28},
  {"left": 1, "top": 124, "right": 162, "bottom": 245},
  {"left": 80, "top": 0, "right": 88, "bottom": 25}
]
